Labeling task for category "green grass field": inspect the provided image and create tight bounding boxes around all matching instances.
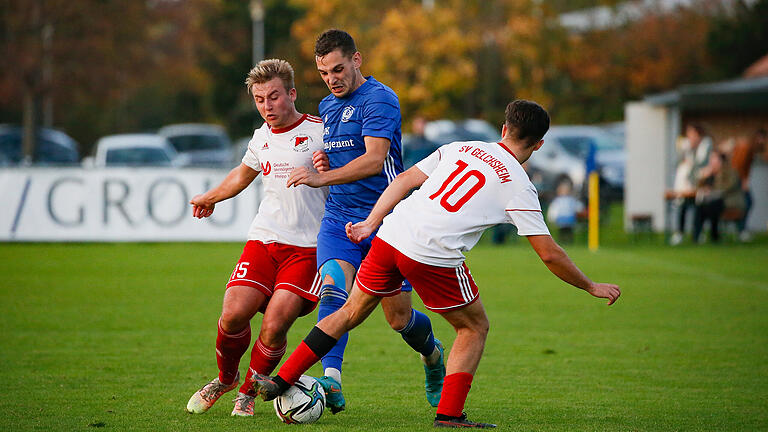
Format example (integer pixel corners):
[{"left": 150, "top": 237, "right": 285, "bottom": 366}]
[{"left": 1, "top": 236, "right": 767, "bottom": 431}]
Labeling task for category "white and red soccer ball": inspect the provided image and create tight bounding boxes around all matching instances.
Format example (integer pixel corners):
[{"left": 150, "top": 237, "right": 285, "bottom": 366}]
[{"left": 273, "top": 375, "right": 326, "bottom": 424}]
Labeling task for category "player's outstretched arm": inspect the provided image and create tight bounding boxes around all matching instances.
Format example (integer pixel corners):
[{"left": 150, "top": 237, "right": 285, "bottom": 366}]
[
  {"left": 346, "top": 166, "right": 428, "bottom": 243},
  {"left": 287, "top": 136, "right": 390, "bottom": 188},
  {"left": 526, "top": 235, "right": 621, "bottom": 305},
  {"left": 190, "top": 163, "right": 259, "bottom": 218}
]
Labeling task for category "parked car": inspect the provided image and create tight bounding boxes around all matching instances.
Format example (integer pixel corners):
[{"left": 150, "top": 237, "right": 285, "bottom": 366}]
[
  {"left": 90, "top": 134, "right": 188, "bottom": 167},
  {"left": 424, "top": 118, "right": 501, "bottom": 146},
  {"left": 402, "top": 118, "right": 501, "bottom": 167},
  {"left": 527, "top": 125, "right": 626, "bottom": 202},
  {"left": 233, "top": 136, "right": 252, "bottom": 165},
  {"left": 0, "top": 124, "right": 80, "bottom": 165},
  {"left": 158, "top": 123, "right": 234, "bottom": 167},
  {"left": 599, "top": 121, "right": 626, "bottom": 143}
]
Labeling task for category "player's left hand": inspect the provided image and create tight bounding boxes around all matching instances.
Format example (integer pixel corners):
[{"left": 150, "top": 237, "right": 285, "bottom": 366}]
[
  {"left": 587, "top": 282, "right": 621, "bottom": 305},
  {"left": 190, "top": 194, "right": 215, "bottom": 218},
  {"left": 312, "top": 150, "right": 329, "bottom": 172},
  {"left": 287, "top": 166, "right": 324, "bottom": 188},
  {"left": 346, "top": 221, "right": 376, "bottom": 244}
]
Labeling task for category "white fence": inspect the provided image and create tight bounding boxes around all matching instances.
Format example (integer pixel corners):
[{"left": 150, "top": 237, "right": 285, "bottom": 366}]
[{"left": 0, "top": 168, "right": 262, "bottom": 242}]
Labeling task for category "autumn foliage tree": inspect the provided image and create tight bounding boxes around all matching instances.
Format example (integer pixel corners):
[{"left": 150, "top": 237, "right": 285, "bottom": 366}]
[
  {"left": 556, "top": 2, "right": 718, "bottom": 122},
  {"left": 0, "top": 0, "right": 222, "bottom": 157},
  {"left": 288, "top": 0, "right": 559, "bottom": 128},
  {"left": 2, "top": 0, "right": 756, "bottom": 158}
]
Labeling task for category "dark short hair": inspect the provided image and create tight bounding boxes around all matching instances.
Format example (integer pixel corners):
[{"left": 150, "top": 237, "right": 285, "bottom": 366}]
[
  {"left": 504, "top": 100, "right": 550, "bottom": 147},
  {"left": 314, "top": 29, "right": 357, "bottom": 58}
]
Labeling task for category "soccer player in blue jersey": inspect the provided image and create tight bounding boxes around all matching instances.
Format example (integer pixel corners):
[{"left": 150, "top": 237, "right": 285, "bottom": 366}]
[{"left": 285, "top": 29, "right": 445, "bottom": 413}]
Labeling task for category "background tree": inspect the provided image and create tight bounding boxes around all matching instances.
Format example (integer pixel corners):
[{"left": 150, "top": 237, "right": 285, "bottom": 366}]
[
  {"left": 2, "top": 0, "right": 762, "bottom": 157},
  {"left": 288, "top": 0, "right": 554, "bottom": 129},
  {"left": 556, "top": 1, "right": 719, "bottom": 123},
  {"left": 706, "top": 0, "right": 768, "bottom": 78}
]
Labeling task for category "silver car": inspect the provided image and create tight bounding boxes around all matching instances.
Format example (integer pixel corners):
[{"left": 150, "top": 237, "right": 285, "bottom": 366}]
[
  {"left": 528, "top": 125, "right": 625, "bottom": 201},
  {"left": 158, "top": 123, "right": 234, "bottom": 168},
  {"left": 91, "top": 134, "right": 188, "bottom": 167}
]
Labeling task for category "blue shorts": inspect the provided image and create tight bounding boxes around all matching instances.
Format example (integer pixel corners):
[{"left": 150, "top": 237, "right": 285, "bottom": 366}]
[{"left": 317, "top": 216, "right": 412, "bottom": 292}]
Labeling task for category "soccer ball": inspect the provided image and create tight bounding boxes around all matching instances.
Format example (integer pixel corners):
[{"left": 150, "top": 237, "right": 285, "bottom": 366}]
[{"left": 273, "top": 375, "right": 326, "bottom": 424}]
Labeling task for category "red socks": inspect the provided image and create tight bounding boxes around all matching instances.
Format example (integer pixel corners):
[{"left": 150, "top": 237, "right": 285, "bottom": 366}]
[
  {"left": 436, "top": 372, "right": 474, "bottom": 417},
  {"left": 215, "top": 318, "right": 251, "bottom": 385},
  {"left": 240, "top": 337, "right": 287, "bottom": 395},
  {"left": 276, "top": 341, "right": 321, "bottom": 385}
]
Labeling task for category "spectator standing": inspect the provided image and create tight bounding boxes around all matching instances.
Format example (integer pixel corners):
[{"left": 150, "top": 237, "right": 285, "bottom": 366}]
[
  {"left": 730, "top": 129, "right": 767, "bottom": 241},
  {"left": 547, "top": 179, "right": 585, "bottom": 244},
  {"left": 693, "top": 150, "right": 741, "bottom": 243},
  {"left": 669, "top": 137, "right": 696, "bottom": 245},
  {"left": 670, "top": 123, "right": 712, "bottom": 245}
]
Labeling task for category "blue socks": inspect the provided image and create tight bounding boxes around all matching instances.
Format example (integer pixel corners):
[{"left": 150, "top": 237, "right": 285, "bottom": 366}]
[
  {"left": 317, "top": 283, "right": 349, "bottom": 372},
  {"left": 398, "top": 309, "right": 436, "bottom": 357}
]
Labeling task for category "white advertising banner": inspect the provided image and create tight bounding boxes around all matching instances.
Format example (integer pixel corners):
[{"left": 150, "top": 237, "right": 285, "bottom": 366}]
[{"left": 0, "top": 168, "right": 262, "bottom": 242}]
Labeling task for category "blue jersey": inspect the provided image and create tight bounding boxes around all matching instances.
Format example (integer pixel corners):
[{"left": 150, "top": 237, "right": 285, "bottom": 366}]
[{"left": 319, "top": 76, "right": 403, "bottom": 222}]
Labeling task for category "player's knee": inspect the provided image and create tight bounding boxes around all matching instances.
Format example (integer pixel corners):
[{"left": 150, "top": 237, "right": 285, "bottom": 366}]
[
  {"left": 319, "top": 283, "right": 348, "bottom": 307},
  {"left": 471, "top": 314, "right": 490, "bottom": 339},
  {"left": 219, "top": 311, "right": 249, "bottom": 334},
  {"left": 221, "top": 301, "right": 256, "bottom": 332},
  {"left": 258, "top": 327, "right": 287, "bottom": 347},
  {"left": 477, "top": 318, "right": 490, "bottom": 338},
  {"left": 455, "top": 315, "right": 489, "bottom": 340},
  {"left": 258, "top": 318, "right": 290, "bottom": 345},
  {"left": 385, "top": 307, "right": 411, "bottom": 331},
  {"left": 320, "top": 260, "right": 347, "bottom": 291}
]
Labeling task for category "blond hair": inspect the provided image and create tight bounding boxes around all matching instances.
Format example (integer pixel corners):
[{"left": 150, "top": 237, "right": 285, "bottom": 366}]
[{"left": 245, "top": 59, "right": 295, "bottom": 94}]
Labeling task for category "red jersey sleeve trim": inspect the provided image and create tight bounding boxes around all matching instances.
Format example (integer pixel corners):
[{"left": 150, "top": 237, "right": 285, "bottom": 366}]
[
  {"left": 505, "top": 209, "right": 541, "bottom": 212},
  {"left": 270, "top": 113, "right": 308, "bottom": 134}
]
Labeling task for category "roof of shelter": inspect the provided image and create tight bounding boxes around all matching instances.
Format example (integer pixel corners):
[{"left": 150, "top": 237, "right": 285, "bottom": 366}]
[{"left": 644, "top": 76, "right": 768, "bottom": 111}]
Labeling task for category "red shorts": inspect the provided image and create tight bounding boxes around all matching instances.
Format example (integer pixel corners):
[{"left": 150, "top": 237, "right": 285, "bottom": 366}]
[
  {"left": 355, "top": 237, "right": 479, "bottom": 312},
  {"left": 227, "top": 241, "right": 321, "bottom": 315}
]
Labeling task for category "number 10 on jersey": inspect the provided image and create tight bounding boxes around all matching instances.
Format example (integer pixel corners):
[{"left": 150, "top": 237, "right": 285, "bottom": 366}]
[{"left": 429, "top": 160, "right": 486, "bottom": 212}]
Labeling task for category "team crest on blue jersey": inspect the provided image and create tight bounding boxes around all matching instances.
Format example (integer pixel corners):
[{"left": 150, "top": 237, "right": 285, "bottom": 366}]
[
  {"left": 341, "top": 106, "right": 355, "bottom": 123},
  {"left": 292, "top": 135, "right": 311, "bottom": 152}
]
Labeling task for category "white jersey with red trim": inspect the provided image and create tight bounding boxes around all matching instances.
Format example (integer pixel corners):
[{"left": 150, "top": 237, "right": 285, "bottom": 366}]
[
  {"left": 376, "top": 140, "right": 549, "bottom": 267},
  {"left": 241, "top": 113, "right": 328, "bottom": 247}
]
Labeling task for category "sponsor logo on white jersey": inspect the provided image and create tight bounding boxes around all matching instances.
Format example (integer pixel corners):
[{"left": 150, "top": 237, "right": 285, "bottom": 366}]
[
  {"left": 261, "top": 161, "right": 271, "bottom": 175},
  {"left": 262, "top": 142, "right": 269, "bottom": 150},
  {"left": 341, "top": 106, "right": 355, "bottom": 123}
]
